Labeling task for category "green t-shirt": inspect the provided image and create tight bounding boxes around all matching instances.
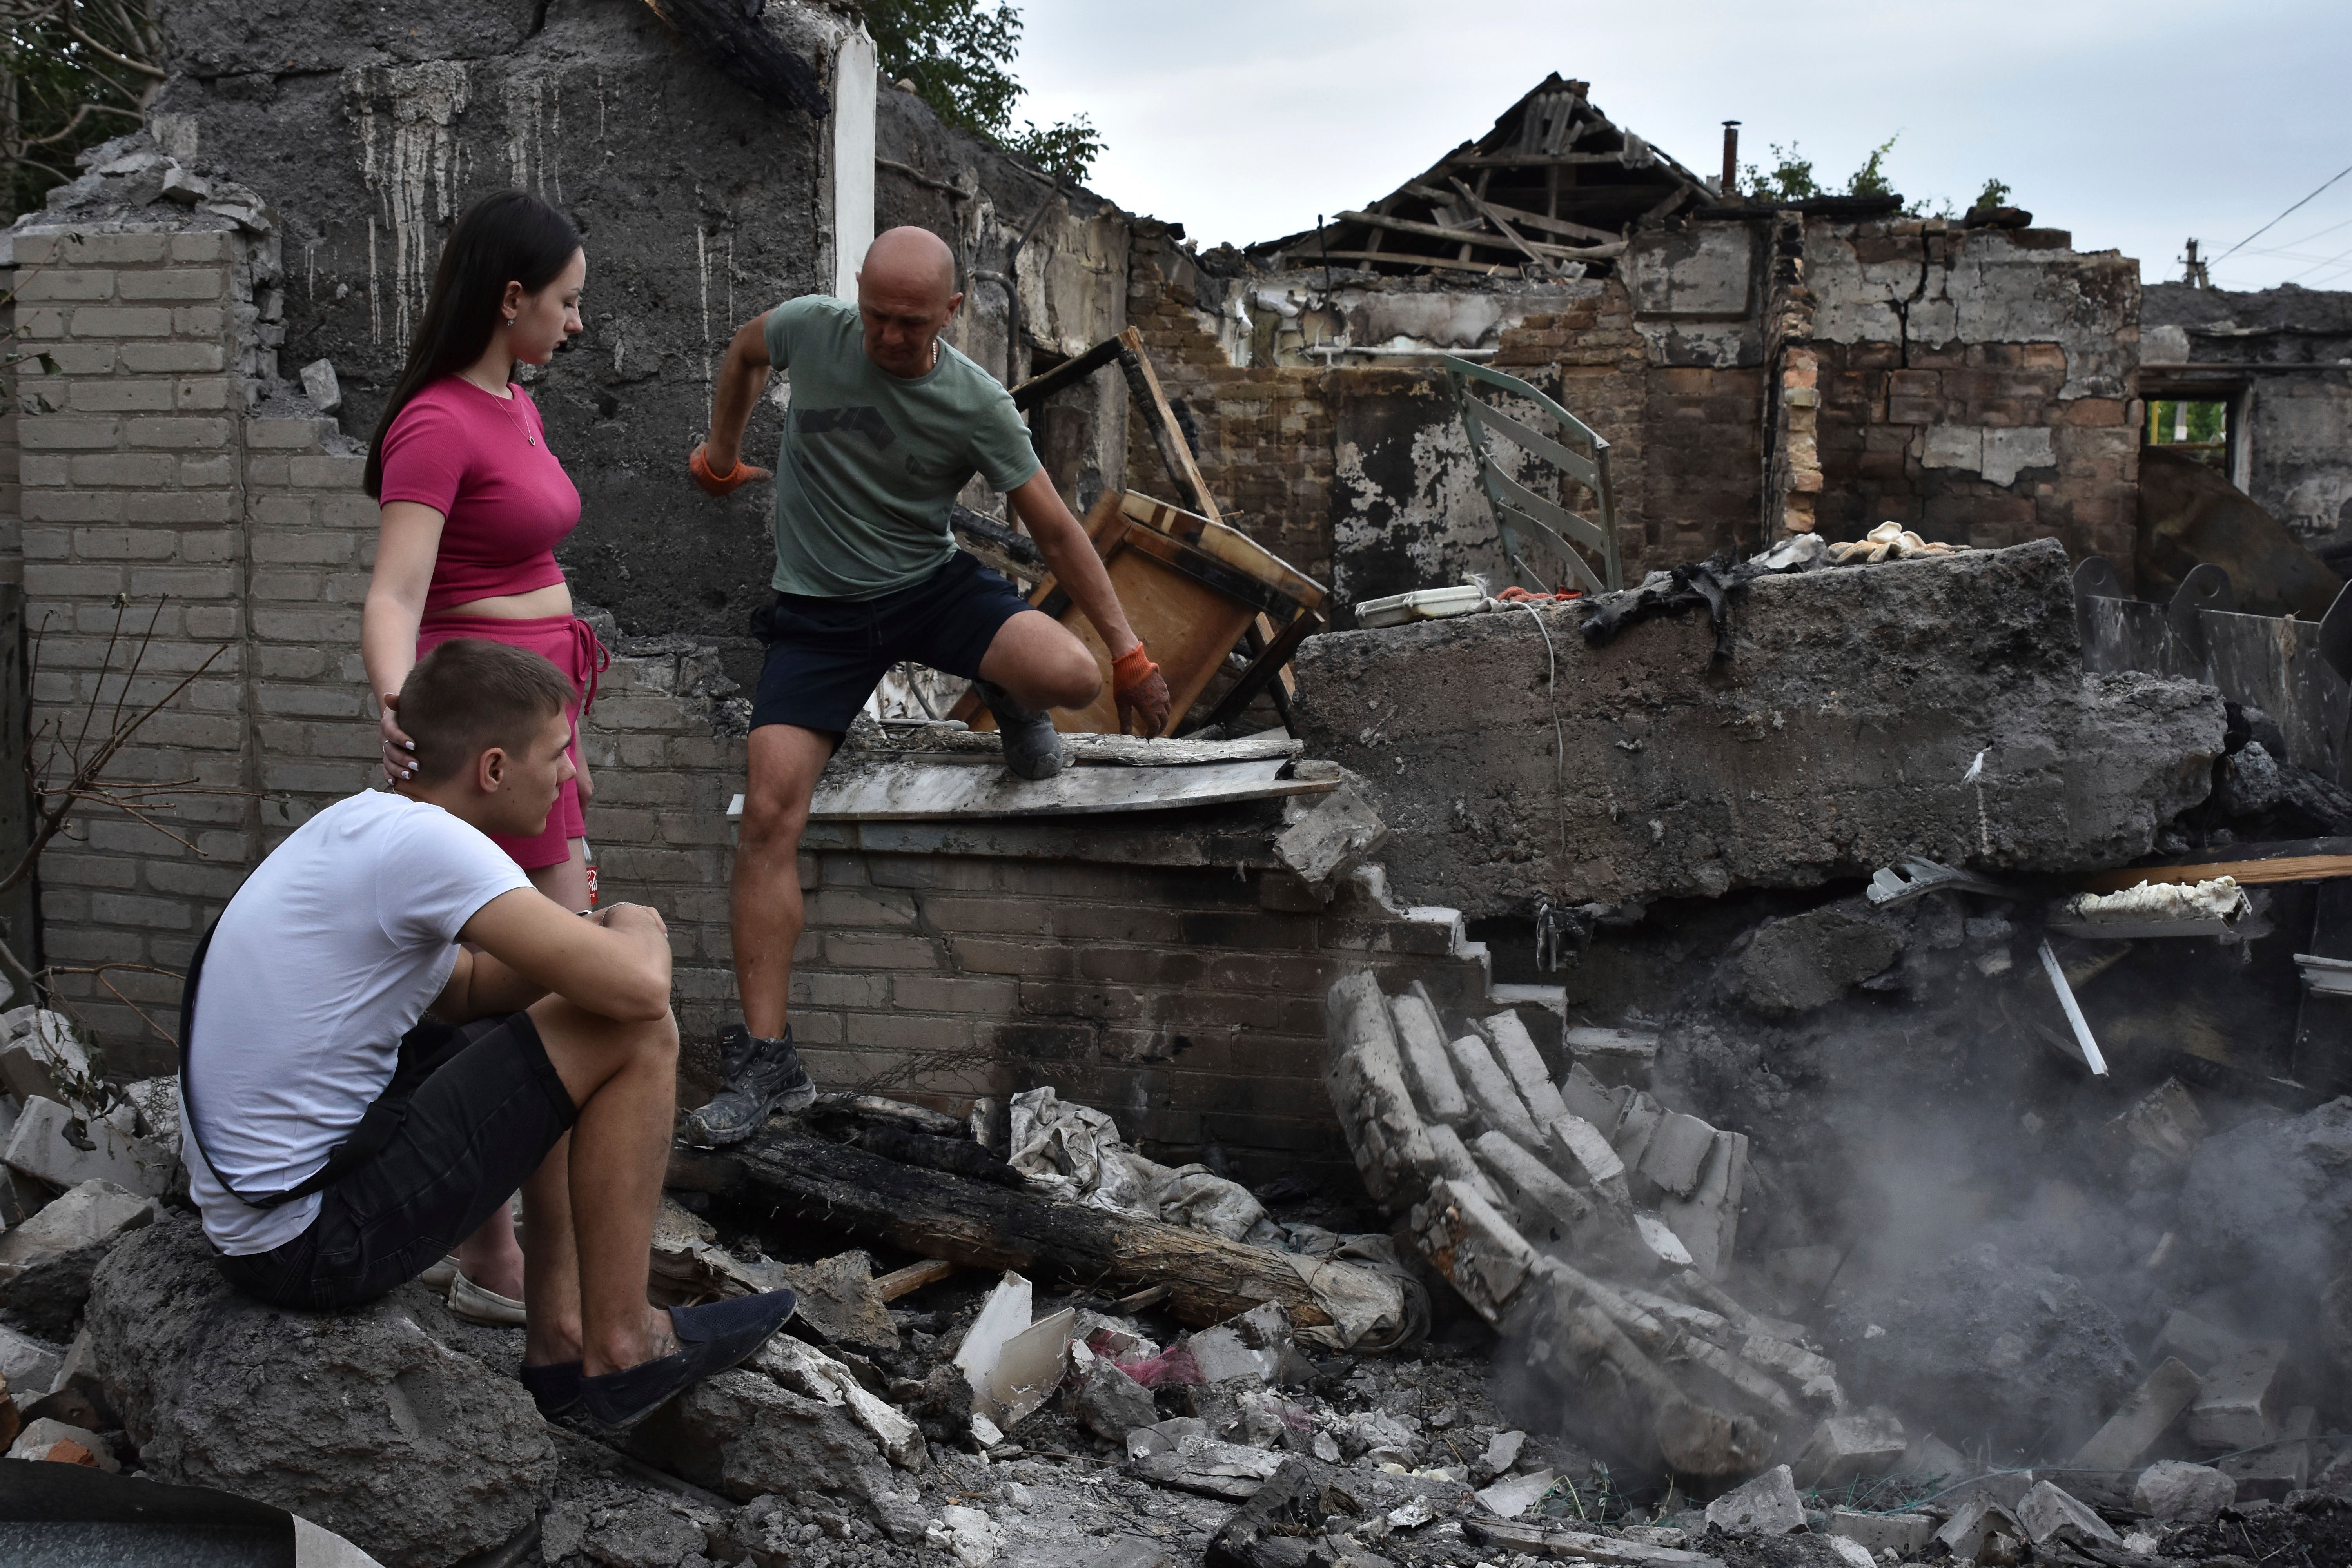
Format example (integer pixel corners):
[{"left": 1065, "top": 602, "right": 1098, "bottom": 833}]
[{"left": 763, "top": 295, "right": 1041, "bottom": 600}]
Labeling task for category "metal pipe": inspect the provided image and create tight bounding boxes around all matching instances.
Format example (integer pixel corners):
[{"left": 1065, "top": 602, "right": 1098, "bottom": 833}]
[{"left": 1720, "top": 121, "right": 1740, "bottom": 195}]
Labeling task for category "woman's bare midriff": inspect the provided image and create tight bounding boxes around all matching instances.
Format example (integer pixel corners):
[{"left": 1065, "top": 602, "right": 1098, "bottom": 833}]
[{"left": 430, "top": 583, "right": 574, "bottom": 621}]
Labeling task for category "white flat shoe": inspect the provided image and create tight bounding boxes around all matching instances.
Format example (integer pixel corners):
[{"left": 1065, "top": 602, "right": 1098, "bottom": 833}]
[
  {"left": 419, "top": 1253, "right": 459, "bottom": 1292},
  {"left": 448, "top": 1269, "right": 528, "bottom": 1327}
]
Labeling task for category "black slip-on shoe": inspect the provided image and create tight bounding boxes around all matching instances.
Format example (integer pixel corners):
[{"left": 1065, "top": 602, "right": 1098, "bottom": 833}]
[
  {"left": 520, "top": 1359, "right": 583, "bottom": 1419},
  {"left": 577, "top": 1288, "right": 799, "bottom": 1433},
  {"left": 682, "top": 1025, "right": 817, "bottom": 1147},
  {"left": 977, "top": 679, "right": 1066, "bottom": 781}
]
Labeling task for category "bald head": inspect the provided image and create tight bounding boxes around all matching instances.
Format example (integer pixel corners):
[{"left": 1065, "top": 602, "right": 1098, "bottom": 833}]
[
  {"left": 861, "top": 226, "right": 957, "bottom": 304},
  {"left": 855, "top": 227, "right": 964, "bottom": 379}
]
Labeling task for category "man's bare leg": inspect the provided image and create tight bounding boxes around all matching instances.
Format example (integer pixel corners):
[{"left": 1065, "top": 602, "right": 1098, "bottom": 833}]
[
  {"left": 456, "top": 838, "right": 592, "bottom": 1302},
  {"left": 521, "top": 993, "right": 682, "bottom": 1375},
  {"left": 977, "top": 610, "right": 1102, "bottom": 711},
  {"left": 730, "top": 724, "right": 835, "bottom": 1040}
]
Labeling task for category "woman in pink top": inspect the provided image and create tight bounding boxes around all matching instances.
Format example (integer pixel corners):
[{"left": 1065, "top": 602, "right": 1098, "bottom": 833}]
[{"left": 359, "top": 190, "right": 606, "bottom": 1323}]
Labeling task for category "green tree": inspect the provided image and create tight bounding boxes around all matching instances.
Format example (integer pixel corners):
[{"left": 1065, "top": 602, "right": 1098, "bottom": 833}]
[
  {"left": 1, "top": 0, "right": 162, "bottom": 224},
  {"left": 1846, "top": 134, "right": 1898, "bottom": 198},
  {"left": 1740, "top": 142, "right": 1822, "bottom": 203},
  {"left": 1971, "top": 178, "right": 2013, "bottom": 214},
  {"left": 854, "top": 0, "right": 1103, "bottom": 182}
]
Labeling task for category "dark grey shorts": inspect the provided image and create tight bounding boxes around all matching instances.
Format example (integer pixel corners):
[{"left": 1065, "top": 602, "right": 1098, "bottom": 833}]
[{"left": 212, "top": 1012, "right": 577, "bottom": 1311}]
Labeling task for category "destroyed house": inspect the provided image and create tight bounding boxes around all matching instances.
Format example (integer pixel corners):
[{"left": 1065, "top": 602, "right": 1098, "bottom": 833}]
[{"left": 7, "top": 10, "right": 2352, "bottom": 1563}]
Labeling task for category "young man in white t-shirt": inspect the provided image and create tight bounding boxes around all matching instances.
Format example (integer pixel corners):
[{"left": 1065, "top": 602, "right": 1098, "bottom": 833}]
[{"left": 181, "top": 638, "right": 795, "bottom": 1432}]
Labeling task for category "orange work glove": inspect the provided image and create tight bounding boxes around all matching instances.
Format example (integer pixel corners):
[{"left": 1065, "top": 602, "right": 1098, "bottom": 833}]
[
  {"left": 689, "top": 443, "right": 770, "bottom": 496},
  {"left": 1112, "top": 641, "right": 1172, "bottom": 738}
]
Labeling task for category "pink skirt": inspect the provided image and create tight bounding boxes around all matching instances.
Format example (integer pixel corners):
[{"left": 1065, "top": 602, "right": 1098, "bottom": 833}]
[{"left": 414, "top": 612, "right": 610, "bottom": 870}]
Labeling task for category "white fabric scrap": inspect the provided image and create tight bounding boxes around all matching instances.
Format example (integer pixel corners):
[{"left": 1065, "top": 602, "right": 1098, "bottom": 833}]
[{"left": 2068, "top": 876, "right": 2241, "bottom": 924}]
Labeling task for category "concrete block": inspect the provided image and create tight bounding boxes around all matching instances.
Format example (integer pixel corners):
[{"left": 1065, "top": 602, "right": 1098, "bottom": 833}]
[
  {"left": 2132, "top": 1459, "right": 2235, "bottom": 1522},
  {"left": 2154, "top": 1308, "right": 2246, "bottom": 1372},
  {"left": 1072, "top": 1361, "right": 1156, "bottom": 1442},
  {"left": 1636, "top": 1111, "right": 1717, "bottom": 1198},
  {"left": 0, "top": 1323, "right": 63, "bottom": 1396},
  {"left": 1444, "top": 1030, "right": 1543, "bottom": 1148},
  {"left": 1608, "top": 1089, "right": 1661, "bottom": 1170},
  {"left": 1935, "top": 1498, "right": 2022, "bottom": 1561},
  {"left": 0, "top": 1010, "right": 93, "bottom": 1107},
  {"left": 1562, "top": 1025, "right": 1657, "bottom": 1088},
  {"left": 1420, "top": 1124, "right": 1505, "bottom": 1209},
  {"left": 1793, "top": 1411, "right": 1906, "bottom": 1489},
  {"left": 1899, "top": 1429, "right": 1970, "bottom": 1481},
  {"left": 298, "top": 358, "right": 341, "bottom": 413},
  {"left": 1557, "top": 1060, "right": 1620, "bottom": 1133},
  {"left": 1827, "top": 1509, "right": 1933, "bottom": 1556},
  {"left": 1271, "top": 786, "right": 1387, "bottom": 899},
  {"left": 2222, "top": 1404, "right": 2316, "bottom": 1501},
  {"left": 2015, "top": 1479, "right": 2121, "bottom": 1549},
  {"left": 1703, "top": 1463, "right": 1802, "bottom": 1535},
  {"left": 1389, "top": 994, "right": 1466, "bottom": 1126},
  {"left": 1656, "top": 1130, "right": 1748, "bottom": 1278},
  {"left": 2071, "top": 1356, "right": 2203, "bottom": 1468},
  {"left": 1483, "top": 1010, "right": 1568, "bottom": 1124},
  {"left": 1544, "top": 1113, "right": 1629, "bottom": 1205},
  {"left": 2108, "top": 1077, "right": 2206, "bottom": 1167},
  {"left": 2, "top": 1098, "right": 174, "bottom": 1198},
  {"left": 1470, "top": 1127, "right": 1593, "bottom": 1245},
  {"left": 2188, "top": 1345, "right": 2284, "bottom": 1451}
]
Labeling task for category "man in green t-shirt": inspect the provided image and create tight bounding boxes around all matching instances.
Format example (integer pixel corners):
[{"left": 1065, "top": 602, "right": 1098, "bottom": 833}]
[{"left": 681, "top": 225, "right": 1172, "bottom": 1147}]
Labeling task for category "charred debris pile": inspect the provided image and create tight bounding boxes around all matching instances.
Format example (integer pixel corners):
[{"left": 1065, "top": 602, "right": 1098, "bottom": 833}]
[{"left": 10, "top": 542, "right": 2352, "bottom": 1568}]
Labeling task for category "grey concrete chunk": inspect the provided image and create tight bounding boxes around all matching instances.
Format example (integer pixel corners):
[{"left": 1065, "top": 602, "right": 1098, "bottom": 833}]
[
  {"left": 2155, "top": 1307, "right": 2247, "bottom": 1372},
  {"left": 120, "top": 1078, "right": 180, "bottom": 1151},
  {"left": 1736, "top": 905, "right": 1903, "bottom": 1016},
  {"left": 2188, "top": 1344, "right": 2283, "bottom": 1451},
  {"left": 0, "top": 1012, "right": 93, "bottom": 1109},
  {"left": 1637, "top": 1111, "right": 1717, "bottom": 1198},
  {"left": 298, "top": 357, "right": 342, "bottom": 414},
  {"left": 1445, "top": 1031, "right": 1544, "bottom": 1149},
  {"left": 0, "top": 1179, "right": 161, "bottom": 1339},
  {"left": 1656, "top": 1130, "right": 1748, "bottom": 1279},
  {"left": 1562, "top": 1026, "right": 1657, "bottom": 1088},
  {"left": 1558, "top": 1061, "right": 1622, "bottom": 1134},
  {"left": 1421, "top": 1122, "right": 1506, "bottom": 1208},
  {"left": 2132, "top": 1459, "right": 2235, "bottom": 1522},
  {"left": 2015, "top": 1479, "right": 2122, "bottom": 1549},
  {"left": 3, "top": 1097, "right": 174, "bottom": 1198},
  {"left": 1471, "top": 1127, "right": 1595, "bottom": 1245},
  {"left": 1544, "top": 1113, "right": 1628, "bottom": 1205},
  {"left": 1483, "top": 1010, "right": 1569, "bottom": 1125},
  {"left": 0, "top": 1323, "right": 64, "bottom": 1397},
  {"left": 1935, "top": 1498, "right": 2022, "bottom": 1560},
  {"left": 1793, "top": 1412, "right": 1906, "bottom": 1489},
  {"left": 1391, "top": 994, "right": 1468, "bottom": 1126},
  {"left": 2222, "top": 1403, "right": 2316, "bottom": 1500},
  {"left": 1828, "top": 1509, "right": 1933, "bottom": 1556},
  {"left": 1703, "top": 1463, "right": 1802, "bottom": 1535},
  {"left": 2071, "top": 1356, "right": 2204, "bottom": 1469},
  {"left": 1073, "top": 1361, "right": 1157, "bottom": 1443}
]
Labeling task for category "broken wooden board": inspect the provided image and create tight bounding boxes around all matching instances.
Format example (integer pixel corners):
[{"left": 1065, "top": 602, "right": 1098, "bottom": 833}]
[
  {"left": 2082, "top": 847, "right": 2352, "bottom": 893},
  {"left": 808, "top": 755, "right": 1333, "bottom": 820},
  {"left": 666, "top": 1126, "right": 1408, "bottom": 1347},
  {"left": 842, "top": 729, "right": 1303, "bottom": 768}
]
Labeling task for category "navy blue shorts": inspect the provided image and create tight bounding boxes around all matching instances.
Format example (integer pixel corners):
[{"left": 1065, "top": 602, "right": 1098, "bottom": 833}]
[{"left": 749, "top": 549, "right": 1034, "bottom": 735}]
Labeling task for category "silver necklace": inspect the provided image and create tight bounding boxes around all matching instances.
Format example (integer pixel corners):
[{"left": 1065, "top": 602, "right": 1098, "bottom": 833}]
[{"left": 468, "top": 373, "right": 538, "bottom": 447}]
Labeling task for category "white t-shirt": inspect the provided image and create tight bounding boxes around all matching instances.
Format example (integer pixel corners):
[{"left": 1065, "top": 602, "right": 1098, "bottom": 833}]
[{"left": 181, "top": 790, "right": 532, "bottom": 1254}]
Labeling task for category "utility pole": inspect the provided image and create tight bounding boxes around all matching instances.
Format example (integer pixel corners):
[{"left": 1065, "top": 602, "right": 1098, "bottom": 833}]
[{"left": 2183, "top": 238, "right": 2210, "bottom": 289}]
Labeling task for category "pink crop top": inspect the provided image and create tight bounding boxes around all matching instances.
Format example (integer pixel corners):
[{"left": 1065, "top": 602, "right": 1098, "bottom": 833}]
[{"left": 376, "top": 377, "right": 583, "bottom": 615}]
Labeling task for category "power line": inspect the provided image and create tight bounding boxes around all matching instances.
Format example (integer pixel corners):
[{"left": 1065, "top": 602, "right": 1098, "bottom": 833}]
[{"left": 2213, "top": 159, "right": 2352, "bottom": 265}]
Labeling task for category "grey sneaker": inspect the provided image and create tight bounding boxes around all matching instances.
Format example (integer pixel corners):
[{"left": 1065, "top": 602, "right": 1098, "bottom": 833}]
[
  {"left": 682, "top": 1024, "right": 816, "bottom": 1147},
  {"left": 977, "top": 679, "right": 1066, "bottom": 780}
]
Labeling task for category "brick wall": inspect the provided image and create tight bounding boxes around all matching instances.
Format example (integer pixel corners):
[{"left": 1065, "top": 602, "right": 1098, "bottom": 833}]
[
  {"left": 5, "top": 212, "right": 1511, "bottom": 1176},
  {"left": 1126, "top": 229, "right": 1336, "bottom": 585}
]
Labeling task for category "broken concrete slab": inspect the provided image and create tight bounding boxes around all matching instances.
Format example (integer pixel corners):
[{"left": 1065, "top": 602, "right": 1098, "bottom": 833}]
[
  {"left": 2, "top": 1096, "right": 174, "bottom": 1199},
  {"left": 1324, "top": 973, "right": 1440, "bottom": 1210},
  {"left": 1935, "top": 1497, "right": 2023, "bottom": 1560},
  {"left": 1471, "top": 1128, "right": 1597, "bottom": 1248},
  {"left": 2071, "top": 1356, "right": 2204, "bottom": 1469},
  {"left": 2222, "top": 1403, "right": 2317, "bottom": 1500},
  {"left": 118, "top": 1078, "right": 179, "bottom": 1151},
  {"left": 1826, "top": 1509, "right": 1933, "bottom": 1557},
  {"left": 629, "top": 1367, "right": 902, "bottom": 1517},
  {"left": 2133, "top": 1459, "right": 2236, "bottom": 1522},
  {"left": 1563, "top": 1027, "right": 1657, "bottom": 1089},
  {"left": 1558, "top": 1061, "right": 1622, "bottom": 1132},
  {"left": 1655, "top": 1131, "right": 1746, "bottom": 1279},
  {"left": 773, "top": 1248, "right": 900, "bottom": 1353},
  {"left": 1293, "top": 541, "right": 2224, "bottom": 917},
  {"left": 1635, "top": 1112, "right": 1717, "bottom": 1199},
  {"left": 0, "top": 1179, "right": 159, "bottom": 1338},
  {"left": 2015, "top": 1479, "right": 2122, "bottom": 1549},
  {"left": 1390, "top": 993, "right": 1469, "bottom": 1126},
  {"left": 1792, "top": 1411, "right": 1905, "bottom": 1489},
  {"left": 1474, "top": 1465, "right": 1554, "bottom": 1519},
  {"left": 1546, "top": 1113, "right": 1631, "bottom": 1204},
  {"left": 2156, "top": 1307, "right": 2248, "bottom": 1372},
  {"left": 2188, "top": 1343, "right": 2285, "bottom": 1450},
  {"left": 755, "top": 1333, "right": 928, "bottom": 1468},
  {"left": 85, "top": 1216, "right": 552, "bottom": 1563},
  {"left": 1701, "top": 1463, "right": 1802, "bottom": 1535},
  {"left": 0, "top": 1011, "right": 94, "bottom": 1108},
  {"left": 0, "top": 1323, "right": 63, "bottom": 1397},
  {"left": 1407, "top": 1180, "right": 1537, "bottom": 1323},
  {"left": 1483, "top": 1011, "right": 1569, "bottom": 1125},
  {"left": 1898, "top": 1429, "right": 1970, "bottom": 1481},
  {"left": 1445, "top": 1031, "right": 1544, "bottom": 1149},
  {"left": 1421, "top": 1123, "right": 1506, "bottom": 1209}
]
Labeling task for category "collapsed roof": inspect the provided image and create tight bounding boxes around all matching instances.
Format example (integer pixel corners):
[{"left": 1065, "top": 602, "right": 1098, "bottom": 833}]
[{"left": 1248, "top": 73, "right": 1714, "bottom": 280}]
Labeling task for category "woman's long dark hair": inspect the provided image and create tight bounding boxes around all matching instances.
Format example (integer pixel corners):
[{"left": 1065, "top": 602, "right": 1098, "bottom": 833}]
[{"left": 363, "top": 190, "right": 582, "bottom": 497}]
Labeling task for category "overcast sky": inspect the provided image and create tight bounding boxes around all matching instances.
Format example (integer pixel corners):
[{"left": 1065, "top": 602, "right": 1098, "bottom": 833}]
[{"left": 1009, "top": 0, "right": 2351, "bottom": 294}]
